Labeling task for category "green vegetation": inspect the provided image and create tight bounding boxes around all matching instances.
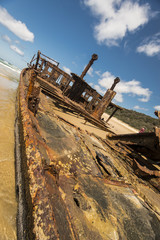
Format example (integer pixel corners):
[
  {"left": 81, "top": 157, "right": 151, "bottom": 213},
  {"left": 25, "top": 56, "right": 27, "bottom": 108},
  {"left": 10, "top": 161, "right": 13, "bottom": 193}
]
[{"left": 105, "top": 107, "right": 160, "bottom": 132}]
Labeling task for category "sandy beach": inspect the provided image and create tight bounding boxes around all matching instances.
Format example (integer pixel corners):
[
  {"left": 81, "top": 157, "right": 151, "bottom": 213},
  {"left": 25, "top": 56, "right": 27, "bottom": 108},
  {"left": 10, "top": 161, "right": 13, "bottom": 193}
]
[
  {"left": 0, "top": 64, "right": 18, "bottom": 240},
  {"left": 102, "top": 113, "right": 139, "bottom": 135}
]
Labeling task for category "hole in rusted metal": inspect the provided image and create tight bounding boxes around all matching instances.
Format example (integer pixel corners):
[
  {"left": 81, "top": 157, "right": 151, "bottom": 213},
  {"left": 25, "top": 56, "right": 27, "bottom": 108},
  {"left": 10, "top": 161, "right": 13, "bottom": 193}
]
[{"left": 73, "top": 197, "right": 80, "bottom": 208}]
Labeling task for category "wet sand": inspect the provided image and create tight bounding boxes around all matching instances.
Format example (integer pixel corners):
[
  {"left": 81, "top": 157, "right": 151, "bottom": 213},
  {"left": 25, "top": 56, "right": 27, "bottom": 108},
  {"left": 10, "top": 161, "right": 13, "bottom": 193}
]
[{"left": 0, "top": 64, "right": 18, "bottom": 240}]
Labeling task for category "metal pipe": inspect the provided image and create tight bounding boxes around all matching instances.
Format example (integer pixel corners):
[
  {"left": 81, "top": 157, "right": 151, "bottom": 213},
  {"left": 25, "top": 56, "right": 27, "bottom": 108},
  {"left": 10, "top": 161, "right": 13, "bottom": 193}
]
[
  {"left": 110, "top": 77, "right": 120, "bottom": 91},
  {"left": 80, "top": 54, "right": 98, "bottom": 79},
  {"left": 106, "top": 107, "right": 118, "bottom": 123}
]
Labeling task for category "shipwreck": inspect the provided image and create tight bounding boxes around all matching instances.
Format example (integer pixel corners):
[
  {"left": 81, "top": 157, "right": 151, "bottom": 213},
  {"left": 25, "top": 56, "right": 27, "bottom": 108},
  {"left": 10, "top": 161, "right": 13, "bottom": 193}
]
[{"left": 15, "top": 51, "right": 160, "bottom": 239}]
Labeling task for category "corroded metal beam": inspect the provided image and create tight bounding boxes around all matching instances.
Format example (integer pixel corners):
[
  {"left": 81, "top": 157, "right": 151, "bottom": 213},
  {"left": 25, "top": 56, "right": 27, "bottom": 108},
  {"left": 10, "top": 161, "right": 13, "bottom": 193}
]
[
  {"left": 92, "top": 77, "right": 120, "bottom": 120},
  {"left": 108, "top": 128, "right": 160, "bottom": 161},
  {"left": 106, "top": 107, "right": 119, "bottom": 123}
]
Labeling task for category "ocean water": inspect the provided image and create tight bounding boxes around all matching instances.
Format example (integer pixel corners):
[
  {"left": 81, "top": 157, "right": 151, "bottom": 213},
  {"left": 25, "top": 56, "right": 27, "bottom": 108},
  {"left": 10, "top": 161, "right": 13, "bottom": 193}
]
[{"left": 0, "top": 61, "right": 20, "bottom": 240}]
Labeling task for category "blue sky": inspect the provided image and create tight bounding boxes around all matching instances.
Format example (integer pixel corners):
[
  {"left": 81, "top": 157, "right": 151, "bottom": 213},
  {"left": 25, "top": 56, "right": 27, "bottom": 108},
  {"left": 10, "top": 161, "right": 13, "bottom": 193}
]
[{"left": 0, "top": 0, "right": 160, "bottom": 117}]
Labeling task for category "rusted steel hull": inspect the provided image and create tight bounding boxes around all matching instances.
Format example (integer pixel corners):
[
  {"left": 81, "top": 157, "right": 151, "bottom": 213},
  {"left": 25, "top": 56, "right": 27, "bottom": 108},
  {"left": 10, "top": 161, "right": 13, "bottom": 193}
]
[{"left": 15, "top": 66, "right": 160, "bottom": 240}]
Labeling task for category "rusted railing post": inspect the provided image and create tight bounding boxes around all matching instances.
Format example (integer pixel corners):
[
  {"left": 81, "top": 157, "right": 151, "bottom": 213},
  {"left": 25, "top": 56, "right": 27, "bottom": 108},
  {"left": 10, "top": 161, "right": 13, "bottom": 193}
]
[{"left": 92, "top": 77, "right": 120, "bottom": 120}]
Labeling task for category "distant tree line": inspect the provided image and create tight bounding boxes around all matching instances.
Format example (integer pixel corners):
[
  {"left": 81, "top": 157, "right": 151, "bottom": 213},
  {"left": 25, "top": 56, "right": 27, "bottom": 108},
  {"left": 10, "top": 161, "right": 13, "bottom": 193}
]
[{"left": 105, "top": 107, "right": 160, "bottom": 132}]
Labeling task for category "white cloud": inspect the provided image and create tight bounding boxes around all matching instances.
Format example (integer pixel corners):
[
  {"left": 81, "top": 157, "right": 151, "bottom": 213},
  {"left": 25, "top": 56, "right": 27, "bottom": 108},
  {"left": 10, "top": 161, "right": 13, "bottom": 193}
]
[
  {"left": 84, "top": 0, "right": 151, "bottom": 46},
  {"left": 134, "top": 105, "right": 148, "bottom": 111},
  {"left": 1, "top": 34, "right": 11, "bottom": 43},
  {"left": 99, "top": 71, "right": 115, "bottom": 88},
  {"left": 0, "top": 7, "right": 34, "bottom": 42},
  {"left": 95, "top": 70, "right": 101, "bottom": 76},
  {"left": 154, "top": 105, "right": 160, "bottom": 111},
  {"left": 10, "top": 45, "right": 24, "bottom": 56},
  {"left": 15, "top": 40, "right": 20, "bottom": 44},
  {"left": 63, "top": 66, "right": 71, "bottom": 75},
  {"left": 94, "top": 70, "right": 152, "bottom": 103},
  {"left": 114, "top": 93, "right": 123, "bottom": 102},
  {"left": 137, "top": 33, "right": 160, "bottom": 56}
]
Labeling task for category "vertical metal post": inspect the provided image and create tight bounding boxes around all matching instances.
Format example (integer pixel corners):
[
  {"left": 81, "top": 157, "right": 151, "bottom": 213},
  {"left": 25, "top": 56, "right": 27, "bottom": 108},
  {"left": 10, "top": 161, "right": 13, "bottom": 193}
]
[
  {"left": 92, "top": 77, "right": 120, "bottom": 120},
  {"left": 80, "top": 54, "right": 98, "bottom": 79},
  {"left": 106, "top": 107, "right": 118, "bottom": 123},
  {"left": 110, "top": 77, "right": 120, "bottom": 91}
]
